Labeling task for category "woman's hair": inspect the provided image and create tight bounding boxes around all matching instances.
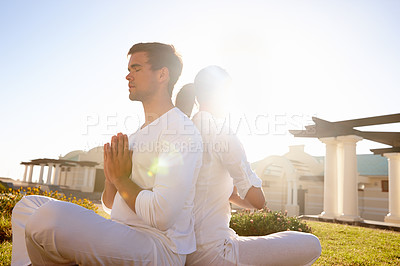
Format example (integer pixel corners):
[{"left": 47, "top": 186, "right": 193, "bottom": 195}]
[
  {"left": 175, "top": 83, "right": 196, "bottom": 117},
  {"left": 175, "top": 65, "right": 231, "bottom": 117},
  {"left": 194, "top": 65, "right": 231, "bottom": 105}
]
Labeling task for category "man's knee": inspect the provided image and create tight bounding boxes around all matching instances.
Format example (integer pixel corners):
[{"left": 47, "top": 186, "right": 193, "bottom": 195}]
[
  {"left": 303, "top": 233, "right": 321, "bottom": 262},
  {"left": 279, "top": 231, "right": 321, "bottom": 264},
  {"left": 25, "top": 200, "right": 89, "bottom": 242},
  {"left": 12, "top": 195, "right": 53, "bottom": 215},
  {"left": 309, "top": 234, "right": 321, "bottom": 255},
  {"left": 25, "top": 201, "right": 65, "bottom": 241},
  {"left": 12, "top": 195, "right": 52, "bottom": 227}
]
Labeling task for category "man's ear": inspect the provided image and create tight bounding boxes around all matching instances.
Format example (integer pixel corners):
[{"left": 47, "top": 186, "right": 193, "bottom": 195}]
[{"left": 159, "top": 67, "right": 170, "bottom": 83}]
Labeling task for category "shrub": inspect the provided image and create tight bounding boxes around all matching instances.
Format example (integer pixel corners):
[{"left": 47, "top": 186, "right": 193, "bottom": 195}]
[
  {"left": 0, "top": 182, "right": 7, "bottom": 192},
  {"left": 229, "top": 207, "right": 312, "bottom": 236},
  {"left": 0, "top": 215, "right": 12, "bottom": 243},
  {"left": 0, "top": 187, "right": 98, "bottom": 242}
]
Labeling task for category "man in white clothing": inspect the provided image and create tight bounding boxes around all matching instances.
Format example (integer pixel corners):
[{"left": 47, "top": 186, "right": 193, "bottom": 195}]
[{"left": 11, "top": 42, "right": 202, "bottom": 265}]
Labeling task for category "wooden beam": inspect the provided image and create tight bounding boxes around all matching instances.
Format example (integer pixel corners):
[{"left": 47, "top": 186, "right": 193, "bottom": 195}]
[
  {"left": 357, "top": 132, "right": 400, "bottom": 147},
  {"left": 334, "top": 113, "right": 400, "bottom": 128},
  {"left": 290, "top": 114, "right": 400, "bottom": 148},
  {"left": 370, "top": 147, "right": 400, "bottom": 155},
  {"left": 288, "top": 130, "right": 318, "bottom": 138},
  {"left": 312, "top": 117, "right": 357, "bottom": 138}
]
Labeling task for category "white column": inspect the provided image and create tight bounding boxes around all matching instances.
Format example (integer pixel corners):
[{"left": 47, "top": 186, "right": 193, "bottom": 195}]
[
  {"left": 89, "top": 167, "right": 96, "bottom": 192},
  {"left": 287, "top": 180, "right": 292, "bottom": 204},
  {"left": 293, "top": 180, "right": 298, "bottom": 206},
  {"left": 22, "top": 165, "right": 28, "bottom": 182},
  {"left": 337, "top": 142, "right": 344, "bottom": 216},
  {"left": 38, "top": 164, "right": 45, "bottom": 184},
  {"left": 68, "top": 167, "right": 76, "bottom": 188},
  {"left": 83, "top": 166, "right": 89, "bottom": 186},
  {"left": 285, "top": 178, "right": 299, "bottom": 216},
  {"left": 52, "top": 164, "right": 61, "bottom": 185},
  {"left": 81, "top": 166, "right": 91, "bottom": 192},
  {"left": 60, "top": 167, "right": 66, "bottom": 186},
  {"left": 319, "top": 137, "right": 339, "bottom": 219},
  {"left": 70, "top": 167, "right": 76, "bottom": 187},
  {"left": 73, "top": 166, "right": 82, "bottom": 189},
  {"left": 59, "top": 167, "right": 66, "bottom": 186},
  {"left": 337, "top": 135, "right": 363, "bottom": 222},
  {"left": 46, "top": 163, "right": 53, "bottom": 184},
  {"left": 384, "top": 153, "right": 400, "bottom": 224},
  {"left": 28, "top": 165, "right": 34, "bottom": 183},
  {"left": 64, "top": 168, "right": 69, "bottom": 186}
]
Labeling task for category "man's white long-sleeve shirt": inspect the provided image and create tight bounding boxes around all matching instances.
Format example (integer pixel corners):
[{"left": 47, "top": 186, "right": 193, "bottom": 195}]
[{"left": 102, "top": 107, "right": 202, "bottom": 254}]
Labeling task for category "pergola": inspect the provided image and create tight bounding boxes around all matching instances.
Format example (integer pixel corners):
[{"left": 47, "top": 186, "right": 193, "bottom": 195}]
[
  {"left": 21, "top": 158, "right": 98, "bottom": 190},
  {"left": 290, "top": 113, "right": 400, "bottom": 224}
]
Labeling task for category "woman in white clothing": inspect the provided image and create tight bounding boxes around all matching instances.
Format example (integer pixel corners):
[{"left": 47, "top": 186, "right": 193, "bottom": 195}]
[{"left": 176, "top": 66, "right": 321, "bottom": 266}]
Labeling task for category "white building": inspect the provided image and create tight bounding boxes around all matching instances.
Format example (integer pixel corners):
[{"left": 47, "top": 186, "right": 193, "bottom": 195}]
[
  {"left": 252, "top": 145, "right": 391, "bottom": 223},
  {"left": 20, "top": 146, "right": 104, "bottom": 193}
]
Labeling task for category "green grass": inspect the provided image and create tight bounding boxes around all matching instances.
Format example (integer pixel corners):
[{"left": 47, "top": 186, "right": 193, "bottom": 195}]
[
  {"left": 97, "top": 209, "right": 110, "bottom": 219},
  {"left": 1, "top": 217, "right": 399, "bottom": 265},
  {"left": 0, "top": 241, "right": 11, "bottom": 266},
  {"left": 308, "top": 221, "right": 400, "bottom": 265}
]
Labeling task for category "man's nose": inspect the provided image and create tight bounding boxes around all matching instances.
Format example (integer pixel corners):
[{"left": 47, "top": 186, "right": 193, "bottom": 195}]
[{"left": 126, "top": 73, "right": 131, "bottom": 80}]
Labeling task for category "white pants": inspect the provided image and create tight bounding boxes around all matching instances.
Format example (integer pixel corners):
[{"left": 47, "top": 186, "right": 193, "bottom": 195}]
[
  {"left": 11, "top": 195, "right": 185, "bottom": 266},
  {"left": 186, "top": 231, "right": 321, "bottom": 266}
]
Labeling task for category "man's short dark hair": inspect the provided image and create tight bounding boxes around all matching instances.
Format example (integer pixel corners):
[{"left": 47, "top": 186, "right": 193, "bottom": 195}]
[{"left": 128, "top": 42, "right": 183, "bottom": 96}]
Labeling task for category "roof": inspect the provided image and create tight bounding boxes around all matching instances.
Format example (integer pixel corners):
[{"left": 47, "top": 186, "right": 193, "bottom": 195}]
[
  {"left": 356, "top": 154, "right": 388, "bottom": 176},
  {"left": 21, "top": 158, "right": 98, "bottom": 167},
  {"left": 289, "top": 114, "right": 400, "bottom": 155},
  {"left": 252, "top": 152, "right": 388, "bottom": 177},
  {"left": 314, "top": 154, "right": 388, "bottom": 176}
]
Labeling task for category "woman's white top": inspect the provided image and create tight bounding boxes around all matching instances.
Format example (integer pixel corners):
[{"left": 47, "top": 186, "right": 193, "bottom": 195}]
[{"left": 190, "top": 111, "right": 262, "bottom": 249}]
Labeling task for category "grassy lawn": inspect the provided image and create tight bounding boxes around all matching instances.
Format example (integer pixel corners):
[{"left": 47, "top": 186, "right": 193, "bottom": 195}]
[
  {"left": 1, "top": 217, "right": 399, "bottom": 265},
  {"left": 0, "top": 241, "right": 11, "bottom": 266},
  {"left": 308, "top": 221, "right": 400, "bottom": 265}
]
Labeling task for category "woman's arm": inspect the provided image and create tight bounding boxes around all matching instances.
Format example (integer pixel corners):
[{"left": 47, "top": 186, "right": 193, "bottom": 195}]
[{"left": 229, "top": 185, "right": 265, "bottom": 209}]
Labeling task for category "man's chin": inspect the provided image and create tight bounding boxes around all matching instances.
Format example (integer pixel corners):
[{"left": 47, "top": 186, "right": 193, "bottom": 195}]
[{"left": 129, "top": 94, "right": 139, "bottom": 101}]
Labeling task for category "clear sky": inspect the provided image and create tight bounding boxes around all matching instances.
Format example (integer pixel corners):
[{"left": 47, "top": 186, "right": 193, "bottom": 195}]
[{"left": 1, "top": 0, "right": 399, "bottom": 180}]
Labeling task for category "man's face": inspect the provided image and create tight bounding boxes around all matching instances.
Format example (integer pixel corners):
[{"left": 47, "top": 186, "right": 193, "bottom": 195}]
[{"left": 126, "top": 52, "right": 159, "bottom": 102}]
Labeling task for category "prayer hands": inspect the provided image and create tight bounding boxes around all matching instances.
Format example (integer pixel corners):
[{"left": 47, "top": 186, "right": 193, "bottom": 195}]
[{"left": 104, "top": 133, "right": 133, "bottom": 186}]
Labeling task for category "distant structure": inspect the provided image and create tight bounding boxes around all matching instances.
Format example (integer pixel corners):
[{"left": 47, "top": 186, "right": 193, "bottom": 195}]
[
  {"left": 252, "top": 145, "right": 389, "bottom": 222},
  {"left": 288, "top": 113, "right": 400, "bottom": 224},
  {"left": 20, "top": 147, "right": 105, "bottom": 193}
]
